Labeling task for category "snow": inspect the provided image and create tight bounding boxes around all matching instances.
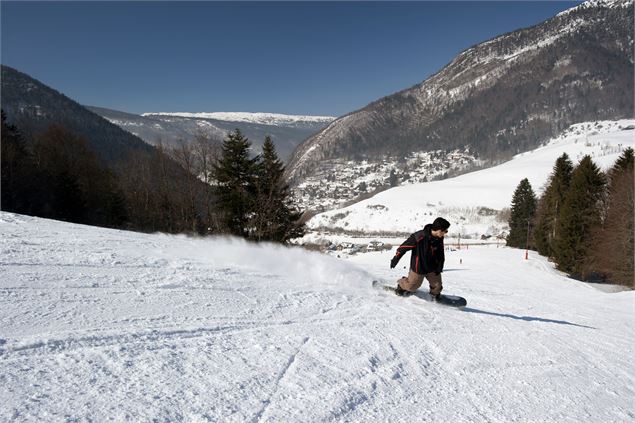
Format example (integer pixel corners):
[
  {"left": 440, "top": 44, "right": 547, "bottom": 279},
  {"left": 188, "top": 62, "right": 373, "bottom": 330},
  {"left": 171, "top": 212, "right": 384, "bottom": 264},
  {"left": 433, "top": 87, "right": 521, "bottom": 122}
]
[
  {"left": 293, "top": 149, "right": 478, "bottom": 213},
  {"left": 306, "top": 120, "right": 635, "bottom": 237},
  {"left": 556, "top": 0, "right": 632, "bottom": 18},
  {"left": 1, "top": 212, "right": 634, "bottom": 421},
  {"left": 141, "top": 112, "right": 336, "bottom": 126}
]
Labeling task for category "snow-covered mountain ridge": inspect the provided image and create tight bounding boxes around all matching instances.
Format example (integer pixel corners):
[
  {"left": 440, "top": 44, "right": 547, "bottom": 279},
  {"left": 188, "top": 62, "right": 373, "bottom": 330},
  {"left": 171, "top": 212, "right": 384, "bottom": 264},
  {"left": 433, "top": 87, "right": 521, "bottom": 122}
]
[
  {"left": 142, "top": 111, "right": 336, "bottom": 126},
  {"left": 1, "top": 211, "right": 634, "bottom": 421},
  {"left": 557, "top": 0, "right": 632, "bottom": 17},
  {"left": 89, "top": 107, "right": 335, "bottom": 161}
]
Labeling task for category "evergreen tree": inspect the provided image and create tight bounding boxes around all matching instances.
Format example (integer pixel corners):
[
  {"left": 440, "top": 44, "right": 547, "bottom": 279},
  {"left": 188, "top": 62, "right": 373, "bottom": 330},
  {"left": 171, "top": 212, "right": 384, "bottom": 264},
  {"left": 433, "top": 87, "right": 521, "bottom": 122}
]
[
  {"left": 213, "top": 129, "right": 258, "bottom": 237},
  {"left": 251, "top": 136, "right": 305, "bottom": 242},
  {"left": 533, "top": 153, "right": 574, "bottom": 257},
  {"left": 611, "top": 146, "right": 634, "bottom": 175},
  {"left": 507, "top": 178, "right": 537, "bottom": 248},
  {"left": 553, "top": 156, "right": 606, "bottom": 275},
  {"left": 583, "top": 148, "right": 634, "bottom": 286},
  {"left": 1, "top": 110, "right": 36, "bottom": 214},
  {"left": 389, "top": 169, "right": 399, "bottom": 187}
]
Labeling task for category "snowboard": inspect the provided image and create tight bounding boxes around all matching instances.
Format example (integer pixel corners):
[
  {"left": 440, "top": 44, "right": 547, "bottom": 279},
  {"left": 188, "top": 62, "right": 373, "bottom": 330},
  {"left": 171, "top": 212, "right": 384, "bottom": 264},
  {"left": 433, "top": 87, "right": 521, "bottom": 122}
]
[{"left": 372, "top": 280, "right": 467, "bottom": 308}]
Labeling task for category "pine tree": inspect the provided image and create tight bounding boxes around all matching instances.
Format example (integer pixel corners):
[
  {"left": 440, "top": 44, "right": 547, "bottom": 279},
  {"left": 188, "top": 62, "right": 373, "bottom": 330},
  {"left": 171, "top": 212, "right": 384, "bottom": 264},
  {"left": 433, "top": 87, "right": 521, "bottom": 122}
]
[
  {"left": 611, "top": 146, "right": 634, "bottom": 175},
  {"left": 553, "top": 155, "right": 606, "bottom": 275},
  {"left": 533, "top": 153, "right": 574, "bottom": 257},
  {"left": 251, "top": 136, "right": 305, "bottom": 242},
  {"left": 389, "top": 169, "right": 399, "bottom": 187},
  {"left": 1, "top": 110, "right": 34, "bottom": 213},
  {"left": 213, "top": 129, "right": 258, "bottom": 237},
  {"left": 583, "top": 148, "right": 634, "bottom": 286},
  {"left": 507, "top": 178, "right": 537, "bottom": 248}
]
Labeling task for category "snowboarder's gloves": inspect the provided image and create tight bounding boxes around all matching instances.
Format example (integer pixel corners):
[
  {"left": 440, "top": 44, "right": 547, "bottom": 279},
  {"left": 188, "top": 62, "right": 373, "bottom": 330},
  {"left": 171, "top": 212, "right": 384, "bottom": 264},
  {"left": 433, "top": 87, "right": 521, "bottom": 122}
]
[{"left": 390, "top": 257, "right": 399, "bottom": 269}]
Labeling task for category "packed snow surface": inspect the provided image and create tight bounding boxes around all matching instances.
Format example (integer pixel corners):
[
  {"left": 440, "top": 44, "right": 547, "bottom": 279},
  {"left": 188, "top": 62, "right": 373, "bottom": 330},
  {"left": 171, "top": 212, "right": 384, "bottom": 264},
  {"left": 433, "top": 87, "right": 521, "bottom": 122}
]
[{"left": 1, "top": 212, "right": 634, "bottom": 421}]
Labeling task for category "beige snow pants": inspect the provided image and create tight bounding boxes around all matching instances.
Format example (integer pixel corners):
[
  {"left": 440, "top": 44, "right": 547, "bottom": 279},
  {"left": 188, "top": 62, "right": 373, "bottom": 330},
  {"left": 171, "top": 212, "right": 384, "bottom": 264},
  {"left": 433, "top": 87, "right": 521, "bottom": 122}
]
[{"left": 397, "top": 270, "right": 443, "bottom": 295}]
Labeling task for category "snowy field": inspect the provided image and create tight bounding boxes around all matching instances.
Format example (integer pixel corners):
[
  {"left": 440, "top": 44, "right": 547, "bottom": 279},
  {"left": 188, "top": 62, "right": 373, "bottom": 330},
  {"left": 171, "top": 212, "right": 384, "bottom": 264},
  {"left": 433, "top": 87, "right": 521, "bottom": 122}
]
[
  {"left": 307, "top": 120, "right": 635, "bottom": 238},
  {"left": 1, "top": 212, "right": 634, "bottom": 422}
]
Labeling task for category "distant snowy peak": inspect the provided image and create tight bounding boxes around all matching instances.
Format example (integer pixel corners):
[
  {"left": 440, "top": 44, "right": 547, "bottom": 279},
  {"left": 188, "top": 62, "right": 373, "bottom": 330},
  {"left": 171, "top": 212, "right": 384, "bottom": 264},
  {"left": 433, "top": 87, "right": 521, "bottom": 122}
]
[
  {"left": 557, "top": 0, "right": 633, "bottom": 17},
  {"left": 437, "top": 0, "right": 632, "bottom": 91},
  {"left": 142, "top": 112, "right": 336, "bottom": 126}
]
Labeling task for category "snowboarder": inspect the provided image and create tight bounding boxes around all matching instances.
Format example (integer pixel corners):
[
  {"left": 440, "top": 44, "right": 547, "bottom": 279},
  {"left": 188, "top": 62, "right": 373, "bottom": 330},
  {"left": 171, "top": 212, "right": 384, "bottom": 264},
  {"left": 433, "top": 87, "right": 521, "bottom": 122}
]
[{"left": 390, "top": 217, "right": 450, "bottom": 299}]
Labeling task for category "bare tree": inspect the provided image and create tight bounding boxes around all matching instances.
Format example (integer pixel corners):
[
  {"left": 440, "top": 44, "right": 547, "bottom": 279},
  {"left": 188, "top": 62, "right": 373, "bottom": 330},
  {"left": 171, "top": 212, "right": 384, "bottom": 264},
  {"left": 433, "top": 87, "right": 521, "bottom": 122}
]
[
  {"left": 192, "top": 133, "right": 222, "bottom": 233},
  {"left": 169, "top": 138, "right": 199, "bottom": 232},
  {"left": 192, "top": 132, "right": 221, "bottom": 185}
]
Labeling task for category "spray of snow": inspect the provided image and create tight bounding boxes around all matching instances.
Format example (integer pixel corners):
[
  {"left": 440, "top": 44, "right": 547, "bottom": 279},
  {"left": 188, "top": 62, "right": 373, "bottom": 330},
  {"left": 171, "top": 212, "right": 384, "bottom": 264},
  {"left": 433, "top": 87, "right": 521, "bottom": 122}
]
[{"left": 149, "top": 233, "right": 375, "bottom": 294}]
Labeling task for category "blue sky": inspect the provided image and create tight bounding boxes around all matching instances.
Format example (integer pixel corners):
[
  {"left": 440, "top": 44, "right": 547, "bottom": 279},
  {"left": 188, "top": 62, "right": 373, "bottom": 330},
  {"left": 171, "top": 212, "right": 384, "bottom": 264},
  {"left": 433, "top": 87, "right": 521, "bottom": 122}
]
[{"left": 1, "top": 1, "right": 581, "bottom": 117}]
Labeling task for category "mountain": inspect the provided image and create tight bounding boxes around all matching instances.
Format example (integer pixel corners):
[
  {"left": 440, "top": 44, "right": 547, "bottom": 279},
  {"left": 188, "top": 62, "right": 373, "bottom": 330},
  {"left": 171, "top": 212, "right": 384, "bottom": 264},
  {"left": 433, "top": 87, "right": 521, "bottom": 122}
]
[
  {"left": 0, "top": 64, "right": 333, "bottom": 163},
  {"left": 2, "top": 210, "right": 634, "bottom": 420},
  {"left": 87, "top": 106, "right": 227, "bottom": 146},
  {"left": 90, "top": 108, "right": 335, "bottom": 161},
  {"left": 302, "top": 119, "right": 635, "bottom": 240},
  {"left": 0, "top": 66, "right": 154, "bottom": 164},
  {"left": 286, "top": 0, "right": 634, "bottom": 211},
  {"left": 142, "top": 111, "right": 335, "bottom": 127}
]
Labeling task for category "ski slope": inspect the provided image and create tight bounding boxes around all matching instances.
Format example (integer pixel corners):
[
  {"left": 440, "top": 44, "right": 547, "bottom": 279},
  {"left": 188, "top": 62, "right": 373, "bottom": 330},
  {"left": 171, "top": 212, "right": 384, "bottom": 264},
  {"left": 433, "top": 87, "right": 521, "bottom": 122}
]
[{"left": 1, "top": 212, "right": 634, "bottom": 422}]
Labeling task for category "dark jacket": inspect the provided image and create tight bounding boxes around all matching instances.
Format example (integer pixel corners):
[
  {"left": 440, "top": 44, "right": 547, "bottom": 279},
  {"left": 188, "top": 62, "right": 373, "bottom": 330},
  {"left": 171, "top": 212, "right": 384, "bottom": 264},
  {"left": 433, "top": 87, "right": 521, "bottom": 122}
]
[{"left": 392, "top": 224, "right": 445, "bottom": 274}]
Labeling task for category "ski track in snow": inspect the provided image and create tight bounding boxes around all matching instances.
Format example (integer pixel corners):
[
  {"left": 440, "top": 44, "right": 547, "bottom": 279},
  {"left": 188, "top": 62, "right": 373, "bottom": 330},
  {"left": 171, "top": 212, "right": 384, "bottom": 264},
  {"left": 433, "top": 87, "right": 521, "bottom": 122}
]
[{"left": 1, "top": 212, "right": 635, "bottom": 422}]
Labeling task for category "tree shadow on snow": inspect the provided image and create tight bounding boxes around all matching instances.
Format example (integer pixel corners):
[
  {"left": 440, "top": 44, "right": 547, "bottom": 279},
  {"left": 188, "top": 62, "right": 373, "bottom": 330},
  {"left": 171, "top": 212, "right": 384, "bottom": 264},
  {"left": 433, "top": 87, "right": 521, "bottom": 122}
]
[{"left": 461, "top": 307, "right": 596, "bottom": 329}]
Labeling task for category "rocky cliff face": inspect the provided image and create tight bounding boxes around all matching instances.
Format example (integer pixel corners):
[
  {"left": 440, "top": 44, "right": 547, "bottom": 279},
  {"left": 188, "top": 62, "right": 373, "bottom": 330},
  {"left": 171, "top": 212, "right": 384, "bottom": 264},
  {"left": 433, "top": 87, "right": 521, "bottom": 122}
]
[{"left": 286, "top": 0, "right": 634, "bottom": 206}]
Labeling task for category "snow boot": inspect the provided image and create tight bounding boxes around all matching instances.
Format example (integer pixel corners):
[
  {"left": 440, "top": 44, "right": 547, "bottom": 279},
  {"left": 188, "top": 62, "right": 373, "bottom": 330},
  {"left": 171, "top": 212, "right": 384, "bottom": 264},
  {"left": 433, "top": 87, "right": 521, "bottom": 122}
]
[{"left": 395, "top": 284, "right": 411, "bottom": 297}]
